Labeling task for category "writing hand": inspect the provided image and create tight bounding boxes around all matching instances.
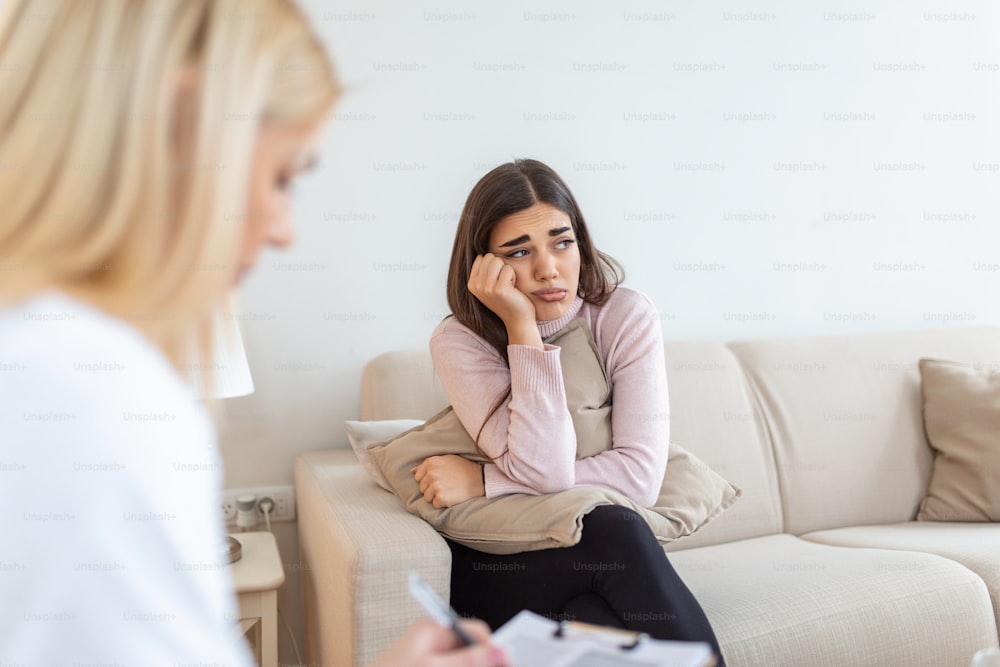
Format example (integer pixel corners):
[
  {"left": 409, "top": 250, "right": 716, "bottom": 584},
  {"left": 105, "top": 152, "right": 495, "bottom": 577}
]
[{"left": 368, "top": 618, "right": 509, "bottom": 667}]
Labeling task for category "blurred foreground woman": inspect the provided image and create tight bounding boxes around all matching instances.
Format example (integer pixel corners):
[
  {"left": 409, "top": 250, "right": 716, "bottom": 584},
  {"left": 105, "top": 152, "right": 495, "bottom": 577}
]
[{"left": 0, "top": 2, "right": 505, "bottom": 665}]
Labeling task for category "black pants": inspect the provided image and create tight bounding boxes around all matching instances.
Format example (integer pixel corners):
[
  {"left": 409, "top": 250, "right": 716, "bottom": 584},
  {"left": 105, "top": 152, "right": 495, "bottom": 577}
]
[{"left": 446, "top": 505, "right": 725, "bottom": 665}]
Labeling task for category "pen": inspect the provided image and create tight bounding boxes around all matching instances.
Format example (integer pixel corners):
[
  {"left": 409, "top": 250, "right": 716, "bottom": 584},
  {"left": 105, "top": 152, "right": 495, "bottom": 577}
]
[{"left": 407, "top": 572, "right": 478, "bottom": 646}]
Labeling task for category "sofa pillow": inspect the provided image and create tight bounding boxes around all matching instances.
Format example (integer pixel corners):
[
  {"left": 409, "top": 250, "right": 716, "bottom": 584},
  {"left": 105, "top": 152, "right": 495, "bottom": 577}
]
[
  {"left": 367, "top": 317, "right": 740, "bottom": 554},
  {"left": 345, "top": 419, "right": 423, "bottom": 492},
  {"left": 368, "top": 407, "right": 739, "bottom": 554},
  {"left": 536, "top": 318, "right": 612, "bottom": 458},
  {"left": 917, "top": 358, "right": 1000, "bottom": 522}
]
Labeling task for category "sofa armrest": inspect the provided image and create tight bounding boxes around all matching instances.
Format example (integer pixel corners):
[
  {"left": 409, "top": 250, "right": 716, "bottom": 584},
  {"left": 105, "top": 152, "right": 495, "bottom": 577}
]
[{"left": 296, "top": 449, "right": 452, "bottom": 667}]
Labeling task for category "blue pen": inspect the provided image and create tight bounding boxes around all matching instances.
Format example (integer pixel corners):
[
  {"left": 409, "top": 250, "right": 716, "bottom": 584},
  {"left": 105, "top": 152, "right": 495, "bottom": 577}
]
[{"left": 408, "top": 572, "right": 478, "bottom": 646}]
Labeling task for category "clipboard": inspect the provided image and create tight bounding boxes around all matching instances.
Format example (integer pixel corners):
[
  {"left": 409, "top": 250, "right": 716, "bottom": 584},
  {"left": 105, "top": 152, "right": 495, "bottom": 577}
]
[{"left": 493, "top": 609, "right": 717, "bottom": 667}]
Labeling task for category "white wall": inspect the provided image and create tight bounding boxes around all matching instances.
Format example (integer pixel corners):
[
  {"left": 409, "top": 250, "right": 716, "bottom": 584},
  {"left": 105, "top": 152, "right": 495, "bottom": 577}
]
[
  {"left": 216, "top": 3, "right": 999, "bottom": 662},
  {"left": 219, "top": 1, "right": 1000, "bottom": 487}
]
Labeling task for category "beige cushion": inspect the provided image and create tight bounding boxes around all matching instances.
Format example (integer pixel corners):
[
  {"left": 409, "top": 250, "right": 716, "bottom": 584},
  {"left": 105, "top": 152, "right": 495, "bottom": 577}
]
[
  {"left": 546, "top": 319, "right": 612, "bottom": 458},
  {"left": 358, "top": 341, "right": 782, "bottom": 549},
  {"left": 344, "top": 419, "right": 423, "bottom": 492},
  {"left": 918, "top": 358, "right": 1000, "bottom": 522},
  {"left": 669, "top": 533, "right": 997, "bottom": 667},
  {"left": 369, "top": 318, "right": 740, "bottom": 554},
  {"left": 800, "top": 521, "right": 1000, "bottom": 637},
  {"left": 369, "top": 407, "right": 739, "bottom": 554}
]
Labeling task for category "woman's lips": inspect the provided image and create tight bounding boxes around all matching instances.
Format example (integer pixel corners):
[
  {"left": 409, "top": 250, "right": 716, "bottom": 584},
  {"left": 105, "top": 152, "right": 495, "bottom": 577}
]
[{"left": 532, "top": 288, "right": 567, "bottom": 302}]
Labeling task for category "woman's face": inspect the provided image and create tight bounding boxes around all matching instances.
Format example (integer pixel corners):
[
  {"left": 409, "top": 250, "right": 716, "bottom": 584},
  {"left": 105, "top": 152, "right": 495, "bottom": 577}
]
[
  {"left": 237, "top": 120, "right": 324, "bottom": 284},
  {"left": 488, "top": 202, "right": 581, "bottom": 322}
]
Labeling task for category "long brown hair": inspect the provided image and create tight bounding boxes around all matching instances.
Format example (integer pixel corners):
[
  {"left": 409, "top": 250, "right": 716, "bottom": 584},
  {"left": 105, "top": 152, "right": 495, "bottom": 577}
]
[{"left": 446, "top": 158, "right": 624, "bottom": 362}]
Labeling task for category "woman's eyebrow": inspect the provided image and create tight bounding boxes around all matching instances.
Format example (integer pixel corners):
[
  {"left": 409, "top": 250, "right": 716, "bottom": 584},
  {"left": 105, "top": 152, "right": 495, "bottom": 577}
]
[
  {"left": 498, "top": 234, "right": 530, "bottom": 248},
  {"left": 498, "top": 226, "right": 572, "bottom": 248}
]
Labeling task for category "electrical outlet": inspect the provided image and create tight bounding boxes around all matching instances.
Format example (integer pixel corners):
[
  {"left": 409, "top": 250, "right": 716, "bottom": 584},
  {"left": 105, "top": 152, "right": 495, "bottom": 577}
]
[
  {"left": 221, "top": 485, "right": 295, "bottom": 527},
  {"left": 221, "top": 496, "right": 238, "bottom": 524}
]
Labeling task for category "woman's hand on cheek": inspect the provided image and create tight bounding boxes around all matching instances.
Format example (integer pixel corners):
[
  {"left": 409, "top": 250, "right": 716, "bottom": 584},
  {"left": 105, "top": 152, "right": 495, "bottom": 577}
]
[
  {"left": 467, "top": 254, "right": 536, "bottom": 327},
  {"left": 412, "top": 455, "right": 485, "bottom": 508}
]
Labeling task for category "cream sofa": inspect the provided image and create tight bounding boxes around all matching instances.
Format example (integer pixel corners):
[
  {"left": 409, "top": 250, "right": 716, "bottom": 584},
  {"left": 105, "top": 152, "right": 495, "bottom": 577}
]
[{"left": 296, "top": 326, "right": 1000, "bottom": 666}]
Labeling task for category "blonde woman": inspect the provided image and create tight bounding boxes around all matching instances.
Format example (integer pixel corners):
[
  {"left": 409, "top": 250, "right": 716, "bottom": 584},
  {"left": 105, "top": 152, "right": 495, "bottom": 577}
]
[{"left": 0, "top": 2, "right": 505, "bottom": 665}]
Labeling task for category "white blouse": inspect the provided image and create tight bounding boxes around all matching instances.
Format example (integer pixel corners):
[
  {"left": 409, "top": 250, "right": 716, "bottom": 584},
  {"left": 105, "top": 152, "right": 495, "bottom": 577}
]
[{"left": 0, "top": 292, "right": 252, "bottom": 666}]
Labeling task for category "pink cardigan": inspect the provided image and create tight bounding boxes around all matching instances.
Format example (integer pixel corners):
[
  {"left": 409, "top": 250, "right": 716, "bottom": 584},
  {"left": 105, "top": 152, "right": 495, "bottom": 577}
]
[{"left": 429, "top": 287, "right": 670, "bottom": 507}]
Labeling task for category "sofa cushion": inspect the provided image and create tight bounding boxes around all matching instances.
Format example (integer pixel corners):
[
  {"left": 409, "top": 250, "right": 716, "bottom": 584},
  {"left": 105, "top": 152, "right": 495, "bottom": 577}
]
[
  {"left": 728, "top": 327, "right": 1000, "bottom": 534},
  {"left": 546, "top": 318, "right": 612, "bottom": 458},
  {"left": 669, "top": 534, "right": 998, "bottom": 666},
  {"left": 358, "top": 340, "right": 784, "bottom": 548},
  {"left": 344, "top": 419, "right": 423, "bottom": 492},
  {"left": 800, "top": 522, "right": 1000, "bottom": 638},
  {"left": 368, "top": 318, "right": 739, "bottom": 554},
  {"left": 917, "top": 358, "right": 1000, "bottom": 522},
  {"left": 368, "top": 405, "right": 739, "bottom": 554}
]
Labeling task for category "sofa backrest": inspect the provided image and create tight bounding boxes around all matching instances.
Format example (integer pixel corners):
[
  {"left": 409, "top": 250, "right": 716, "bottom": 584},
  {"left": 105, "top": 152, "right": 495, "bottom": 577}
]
[
  {"left": 728, "top": 326, "right": 1000, "bottom": 535},
  {"left": 661, "top": 341, "right": 783, "bottom": 550},
  {"left": 357, "top": 326, "right": 1000, "bottom": 543},
  {"left": 360, "top": 350, "right": 448, "bottom": 421}
]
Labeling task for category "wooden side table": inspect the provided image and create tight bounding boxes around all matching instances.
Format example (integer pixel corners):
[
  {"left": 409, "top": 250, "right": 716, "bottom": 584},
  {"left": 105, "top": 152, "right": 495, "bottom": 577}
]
[{"left": 229, "top": 531, "right": 285, "bottom": 667}]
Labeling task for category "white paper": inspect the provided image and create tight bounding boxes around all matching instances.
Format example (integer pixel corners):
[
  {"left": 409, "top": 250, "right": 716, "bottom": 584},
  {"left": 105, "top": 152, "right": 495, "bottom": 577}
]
[{"left": 493, "top": 610, "right": 715, "bottom": 667}]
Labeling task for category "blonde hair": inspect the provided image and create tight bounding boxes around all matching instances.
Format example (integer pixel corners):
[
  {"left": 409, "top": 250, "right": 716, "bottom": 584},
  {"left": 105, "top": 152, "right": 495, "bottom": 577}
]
[{"left": 0, "top": 0, "right": 339, "bottom": 371}]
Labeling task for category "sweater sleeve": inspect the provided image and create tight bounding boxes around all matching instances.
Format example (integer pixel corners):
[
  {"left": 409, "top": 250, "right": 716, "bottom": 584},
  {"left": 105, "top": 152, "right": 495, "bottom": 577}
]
[
  {"left": 430, "top": 320, "right": 577, "bottom": 496},
  {"left": 571, "top": 292, "right": 670, "bottom": 507}
]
